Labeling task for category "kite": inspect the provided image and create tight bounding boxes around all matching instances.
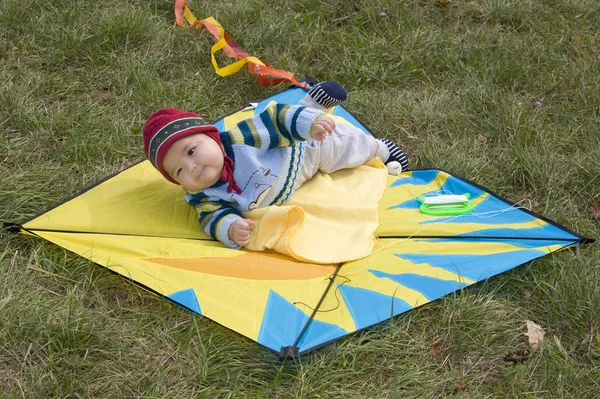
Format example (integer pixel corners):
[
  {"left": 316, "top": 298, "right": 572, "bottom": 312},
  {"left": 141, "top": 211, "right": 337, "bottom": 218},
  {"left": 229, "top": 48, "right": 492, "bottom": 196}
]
[{"left": 5, "top": 84, "right": 592, "bottom": 358}]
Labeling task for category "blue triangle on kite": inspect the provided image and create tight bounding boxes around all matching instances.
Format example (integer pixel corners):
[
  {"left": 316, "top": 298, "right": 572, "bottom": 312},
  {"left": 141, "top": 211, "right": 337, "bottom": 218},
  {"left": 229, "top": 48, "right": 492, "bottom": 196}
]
[
  {"left": 258, "top": 290, "right": 348, "bottom": 353},
  {"left": 338, "top": 284, "right": 412, "bottom": 330},
  {"left": 395, "top": 250, "right": 547, "bottom": 281},
  {"left": 439, "top": 175, "right": 485, "bottom": 201},
  {"left": 390, "top": 170, "right": 439, "bottom": 188},
  {"left": 168, "top": 288, "right": 202, "bottom": 315},
  {"left": 369, "top": 270, "right": 468, "bottom": 301}
]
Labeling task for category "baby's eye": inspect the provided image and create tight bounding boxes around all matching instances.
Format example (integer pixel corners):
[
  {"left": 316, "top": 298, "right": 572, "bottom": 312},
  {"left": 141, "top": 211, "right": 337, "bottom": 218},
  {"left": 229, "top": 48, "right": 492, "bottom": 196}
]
[
  {"left": 176, "top": 168, "right": 182, "bottom": 176},
  {"left": 187, "top": 147, "right": 195, "bottom": 156}
]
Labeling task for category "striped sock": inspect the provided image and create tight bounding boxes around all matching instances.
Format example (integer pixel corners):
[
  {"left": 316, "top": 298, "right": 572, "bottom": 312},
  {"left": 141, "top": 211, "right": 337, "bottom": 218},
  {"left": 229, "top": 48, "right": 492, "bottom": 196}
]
[
  {"left": 307, "top": 81, "right": 347, "bottom": 109},
  {"left": 379, "top": 138, "right": 409, "bottom": 172}
]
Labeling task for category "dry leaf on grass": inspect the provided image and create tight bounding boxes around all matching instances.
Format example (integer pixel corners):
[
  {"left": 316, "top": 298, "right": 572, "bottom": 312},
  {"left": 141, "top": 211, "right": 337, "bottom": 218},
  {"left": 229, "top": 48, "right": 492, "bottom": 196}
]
[
  {"left": 429, "top": 337, "right": 443, "bottom": 357},
  {"left": 525, "top": 320, "right": 545, "bottom": 352},
  {"left": 484, "top": 375, "right": 496, "bottom": 387},
  {"left": 454, "top": 379, "right": 469, "bottom": 393},
  {"left": 591, "top": 204, "right": 600, "bottom": 220}
]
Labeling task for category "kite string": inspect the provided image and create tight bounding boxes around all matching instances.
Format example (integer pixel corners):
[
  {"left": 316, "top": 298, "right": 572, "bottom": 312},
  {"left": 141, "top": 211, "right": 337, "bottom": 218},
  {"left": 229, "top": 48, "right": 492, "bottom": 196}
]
[
  {"left": 372, "top": 198, "right": 533, "bottom": 254},
  {"left": 292, "top": 274, "right": 351, "bottom": 313}
]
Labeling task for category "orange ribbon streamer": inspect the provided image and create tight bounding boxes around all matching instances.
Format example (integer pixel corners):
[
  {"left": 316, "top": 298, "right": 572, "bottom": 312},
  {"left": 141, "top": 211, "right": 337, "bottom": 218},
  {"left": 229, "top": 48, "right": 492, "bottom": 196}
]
[{"left": 174, "top": 0, "right": 308, "bottom": 89}]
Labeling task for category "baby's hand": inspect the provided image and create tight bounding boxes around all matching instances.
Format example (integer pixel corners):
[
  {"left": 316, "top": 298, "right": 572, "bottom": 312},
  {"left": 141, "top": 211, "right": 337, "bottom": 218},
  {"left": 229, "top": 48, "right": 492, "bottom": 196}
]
[
  {"left": 310, "top": 115, "right": 336, "bottom": 141},
  {"left": 229, "top": 219, "right": 255, "bottom": 247}
]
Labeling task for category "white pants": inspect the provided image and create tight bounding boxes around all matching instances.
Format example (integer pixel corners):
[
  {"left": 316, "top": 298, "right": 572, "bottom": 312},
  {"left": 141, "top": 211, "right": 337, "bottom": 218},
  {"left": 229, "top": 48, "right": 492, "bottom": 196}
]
[{"left": 295, "top": 97, "right": 382, "bottom": 187}]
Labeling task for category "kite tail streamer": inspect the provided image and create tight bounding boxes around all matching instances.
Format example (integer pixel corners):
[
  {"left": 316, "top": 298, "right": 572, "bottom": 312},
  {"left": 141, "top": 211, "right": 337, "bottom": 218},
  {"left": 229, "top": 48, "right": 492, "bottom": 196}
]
[{"left": 174, "top": 0, "right": 309, "bottom": 89}]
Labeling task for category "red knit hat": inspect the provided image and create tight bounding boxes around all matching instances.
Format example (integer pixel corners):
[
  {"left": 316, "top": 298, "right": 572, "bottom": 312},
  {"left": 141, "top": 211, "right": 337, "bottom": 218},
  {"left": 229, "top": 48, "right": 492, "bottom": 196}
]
[
  {"left": 143, "top": 108, "right": 242, "bottom": 194},
  {"left": 143, "top": 107, "right": 220, "bottom": 184}
]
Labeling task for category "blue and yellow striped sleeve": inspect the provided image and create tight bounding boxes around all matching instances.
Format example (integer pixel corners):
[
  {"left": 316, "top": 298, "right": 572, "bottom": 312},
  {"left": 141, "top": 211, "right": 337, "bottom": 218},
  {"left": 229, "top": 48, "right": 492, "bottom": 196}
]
[
  {"left": 225, "top": 102, "right": 324, "bottom": 149},
  {"left": 185, "top": 192, "right": 243, "bottom": 249}
]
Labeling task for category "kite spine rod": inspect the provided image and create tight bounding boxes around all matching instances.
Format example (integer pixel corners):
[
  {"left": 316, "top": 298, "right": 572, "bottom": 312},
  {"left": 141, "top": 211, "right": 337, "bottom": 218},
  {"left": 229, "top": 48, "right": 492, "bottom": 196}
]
[{"left": 2, "top": 224, "right": 216, "bottom": 242}]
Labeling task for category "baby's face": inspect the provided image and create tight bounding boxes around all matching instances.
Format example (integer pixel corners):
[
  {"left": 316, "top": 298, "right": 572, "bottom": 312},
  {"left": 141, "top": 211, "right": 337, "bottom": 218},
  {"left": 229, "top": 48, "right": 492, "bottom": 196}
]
[{"left": 162, "top": 134, "right": 225, "bottom": 192}]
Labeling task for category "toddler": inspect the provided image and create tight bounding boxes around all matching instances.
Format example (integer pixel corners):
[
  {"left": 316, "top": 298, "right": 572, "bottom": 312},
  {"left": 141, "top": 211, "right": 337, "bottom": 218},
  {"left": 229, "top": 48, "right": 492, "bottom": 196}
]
[{"left": 143, "top": 82, "right": 409, "bottom": 249}]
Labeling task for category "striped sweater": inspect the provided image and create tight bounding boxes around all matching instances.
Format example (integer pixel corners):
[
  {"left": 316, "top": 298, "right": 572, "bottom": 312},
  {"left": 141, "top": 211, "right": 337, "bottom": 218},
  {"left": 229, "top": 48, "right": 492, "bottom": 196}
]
[{"left": 184, "top": 102, "right": 325, "bottom": 248}]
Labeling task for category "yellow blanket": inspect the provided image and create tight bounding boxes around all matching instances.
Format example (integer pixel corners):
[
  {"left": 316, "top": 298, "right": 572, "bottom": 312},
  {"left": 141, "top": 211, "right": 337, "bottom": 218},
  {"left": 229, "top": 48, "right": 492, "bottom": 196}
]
[{"left": 244, "top": 158, "right": 388, "bottom": 264}]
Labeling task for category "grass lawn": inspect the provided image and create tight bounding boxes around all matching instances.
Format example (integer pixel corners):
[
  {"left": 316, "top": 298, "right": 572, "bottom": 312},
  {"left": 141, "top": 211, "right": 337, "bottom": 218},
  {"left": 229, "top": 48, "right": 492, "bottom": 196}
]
[{"left": 1, "top": 0, "right": 599, "bottom": 397}]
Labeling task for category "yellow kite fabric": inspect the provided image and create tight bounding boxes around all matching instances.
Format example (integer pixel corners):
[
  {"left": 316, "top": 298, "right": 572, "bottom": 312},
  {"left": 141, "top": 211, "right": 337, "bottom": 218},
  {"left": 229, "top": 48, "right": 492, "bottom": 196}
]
[{"left": 10, "top": 84, "right": 591, "bottom": 357}]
